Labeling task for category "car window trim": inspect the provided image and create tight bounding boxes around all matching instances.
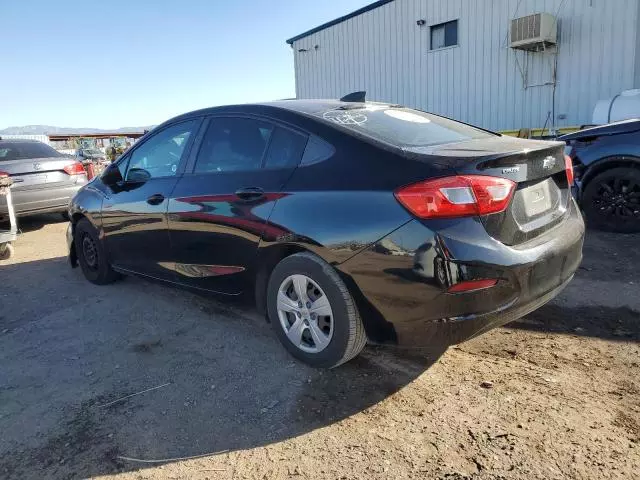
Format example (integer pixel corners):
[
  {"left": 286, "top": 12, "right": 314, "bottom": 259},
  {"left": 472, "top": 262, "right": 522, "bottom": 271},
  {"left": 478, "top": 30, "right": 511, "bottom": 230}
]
[
  {"left": 183, "top": 117, "right": 212, "bottom": 174},
  {"left": 122, "top": 118, "right": 203, "bottom": 182},
  {"left": 186, "top": 113, "right": 310, "bottom": 176}
]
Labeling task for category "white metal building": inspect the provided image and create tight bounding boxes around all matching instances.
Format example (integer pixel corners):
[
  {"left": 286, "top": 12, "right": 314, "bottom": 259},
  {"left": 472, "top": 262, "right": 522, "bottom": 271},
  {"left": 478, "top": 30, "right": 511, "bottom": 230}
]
[{"left": 287, "top": 0, "right": 640, "bottom": 133}]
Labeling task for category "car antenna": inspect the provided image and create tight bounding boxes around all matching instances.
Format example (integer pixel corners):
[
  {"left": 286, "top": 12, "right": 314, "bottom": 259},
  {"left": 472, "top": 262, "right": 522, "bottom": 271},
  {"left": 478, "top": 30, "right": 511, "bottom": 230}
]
[{"left": 340, "top": 91, "right": 366, "bottom": 102}]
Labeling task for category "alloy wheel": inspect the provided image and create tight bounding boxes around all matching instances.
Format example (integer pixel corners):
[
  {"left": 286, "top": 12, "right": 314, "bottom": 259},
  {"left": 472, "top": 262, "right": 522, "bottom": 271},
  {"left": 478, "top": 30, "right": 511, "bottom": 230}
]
[
  {"left": 593, "top": 176, "right": 640, "bottom": 221},
  {"left": 277, "top": 274, "right": 334, "bottom": 353},
  {"left": 82, "top": 234, "right": 99, "bottom": 270}
]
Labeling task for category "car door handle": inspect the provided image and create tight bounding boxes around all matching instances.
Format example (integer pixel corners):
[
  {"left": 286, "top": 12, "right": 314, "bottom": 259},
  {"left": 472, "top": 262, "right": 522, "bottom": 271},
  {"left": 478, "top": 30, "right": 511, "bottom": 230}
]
[
  {"left": 235, "top": 187, "right": 264, "bottom": 200},
  {"left": 146, "top": 193, "right": 165, "bottom": 205}
]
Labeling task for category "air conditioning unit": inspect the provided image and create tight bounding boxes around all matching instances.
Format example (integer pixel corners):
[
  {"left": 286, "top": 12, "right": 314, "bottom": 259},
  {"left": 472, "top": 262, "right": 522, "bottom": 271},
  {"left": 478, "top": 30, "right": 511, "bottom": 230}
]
[{"left": 510, "top": 13, "right": 557, "bottom": 50}]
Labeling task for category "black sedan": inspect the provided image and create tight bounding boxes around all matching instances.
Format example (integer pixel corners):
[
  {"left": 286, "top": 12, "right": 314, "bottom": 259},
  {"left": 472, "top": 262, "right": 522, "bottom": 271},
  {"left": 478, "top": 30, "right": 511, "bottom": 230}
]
[
  {"left": 67, "top": 99, "right": 584, "bottom": 368},
  {"left": 560, "top": 119, "right": 640, "bottom": 233}
]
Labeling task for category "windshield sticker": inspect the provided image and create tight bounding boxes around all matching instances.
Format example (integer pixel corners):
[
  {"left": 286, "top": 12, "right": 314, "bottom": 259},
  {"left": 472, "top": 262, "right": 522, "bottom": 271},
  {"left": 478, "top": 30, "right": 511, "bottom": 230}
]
[
  {"left": 383, "top": 110, "right": 431, "bottom": 123},
  {"left": 323, "top": 110, "right": 368, "bottom": 126}
]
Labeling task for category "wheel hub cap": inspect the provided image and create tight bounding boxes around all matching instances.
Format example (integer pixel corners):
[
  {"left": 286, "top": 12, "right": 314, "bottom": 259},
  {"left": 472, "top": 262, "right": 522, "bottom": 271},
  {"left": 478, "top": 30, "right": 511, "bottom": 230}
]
[
  {"left": 277, "top": 274, "right": 334, "bottom": 354},
  {"left": 594, "top": 177, "right": 640, "bottom": 220},
  {"left": 82, "top": 235, "right": 98, "bottom": 269}
]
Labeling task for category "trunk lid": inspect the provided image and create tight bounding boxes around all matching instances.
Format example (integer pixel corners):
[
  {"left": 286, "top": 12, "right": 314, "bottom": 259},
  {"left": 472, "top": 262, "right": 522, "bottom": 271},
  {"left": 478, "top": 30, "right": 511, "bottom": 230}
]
[
  {"left": 0, "top": 156, "right": 82, "bottom": 190},
  {"left": 412, "top": 137, "right": 570, "bottom": 245}
]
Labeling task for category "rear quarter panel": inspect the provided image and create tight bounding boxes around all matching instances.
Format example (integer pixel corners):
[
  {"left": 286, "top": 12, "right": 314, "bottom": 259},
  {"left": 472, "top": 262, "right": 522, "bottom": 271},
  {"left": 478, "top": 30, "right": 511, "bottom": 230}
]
[
  {"left": 569, "top": 131, "right": 640, "bottom": 194},
  {"left": 573, "top": 130, "right": 640, "bottom": 168},
  {"left": 259, "top": 118, "right": 454, "bottom": 265}
]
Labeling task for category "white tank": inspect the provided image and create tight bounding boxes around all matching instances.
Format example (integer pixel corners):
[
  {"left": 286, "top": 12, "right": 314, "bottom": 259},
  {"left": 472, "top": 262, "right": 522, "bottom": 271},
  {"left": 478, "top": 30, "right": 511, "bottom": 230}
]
[{"left": 593, "top": 89, "right": 640, "bottom": 125}]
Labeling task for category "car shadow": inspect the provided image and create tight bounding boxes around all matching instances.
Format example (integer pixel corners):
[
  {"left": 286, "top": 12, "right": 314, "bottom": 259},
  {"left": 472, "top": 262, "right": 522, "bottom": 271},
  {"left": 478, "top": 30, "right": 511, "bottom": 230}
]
[
  {"left": 505, "top": 303, "right": 640, "bottom": 342},
  {"left": 2, "top": 213, "right": 68, "bottom": 234},
  {"left": 0, "top": 256, "right": 445, "bottom": 479}
]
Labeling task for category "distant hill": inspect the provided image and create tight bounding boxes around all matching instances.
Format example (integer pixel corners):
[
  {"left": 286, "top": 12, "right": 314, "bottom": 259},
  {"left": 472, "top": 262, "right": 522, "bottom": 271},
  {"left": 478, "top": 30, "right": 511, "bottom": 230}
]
[{"left": 0, "top": 125, "right": 153, "bottom": 135}]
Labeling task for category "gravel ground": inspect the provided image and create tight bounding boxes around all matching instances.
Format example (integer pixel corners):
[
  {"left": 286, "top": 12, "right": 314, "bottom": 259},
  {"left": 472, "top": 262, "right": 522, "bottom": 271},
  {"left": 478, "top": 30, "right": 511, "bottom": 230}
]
[{"left": 0, "top": 214, "right": 638, "bottom": 480}]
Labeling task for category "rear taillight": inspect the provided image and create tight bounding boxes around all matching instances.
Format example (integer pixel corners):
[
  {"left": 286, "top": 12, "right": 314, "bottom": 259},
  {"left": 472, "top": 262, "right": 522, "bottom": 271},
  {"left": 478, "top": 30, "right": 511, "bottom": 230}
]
[
  {"left": 394, "top": 175, "right": 516, "bottom": 219},
  {"left": 0, "top": 171, "right": 8, "bottom": 177},
  {"left": 63, "top": 162, "right": 86, "bottom": 176},
  {"left": 564, "top": 154, "right": 574, "bottom": 185}
]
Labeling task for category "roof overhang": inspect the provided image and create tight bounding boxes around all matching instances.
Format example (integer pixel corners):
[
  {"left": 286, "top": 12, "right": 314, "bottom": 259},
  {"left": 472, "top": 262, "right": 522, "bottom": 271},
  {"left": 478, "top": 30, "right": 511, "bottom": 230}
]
[{"left": 286, "top": 0, "right": 394, "bottom": 45}]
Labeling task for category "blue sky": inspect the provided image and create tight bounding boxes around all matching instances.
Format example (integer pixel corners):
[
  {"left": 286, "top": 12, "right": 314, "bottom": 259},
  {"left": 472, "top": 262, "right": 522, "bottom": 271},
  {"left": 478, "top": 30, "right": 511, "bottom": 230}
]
[{"left": 0, "top": 0, "right": 371, "bottom": 129}]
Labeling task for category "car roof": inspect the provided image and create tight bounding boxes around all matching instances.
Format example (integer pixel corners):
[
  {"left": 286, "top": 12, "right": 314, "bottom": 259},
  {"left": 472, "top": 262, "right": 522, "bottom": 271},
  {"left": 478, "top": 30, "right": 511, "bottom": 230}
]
[
  {"left": 257, "top": 99, "right": 392, "bottom": 114},
  {"left": 169, "top": 99, "right": 394, "bottom": 123}
]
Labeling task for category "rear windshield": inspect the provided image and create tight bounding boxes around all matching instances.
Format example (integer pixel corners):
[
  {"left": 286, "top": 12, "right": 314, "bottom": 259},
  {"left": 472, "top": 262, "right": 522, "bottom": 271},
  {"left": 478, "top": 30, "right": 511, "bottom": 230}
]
[
  {"left": 317, "top": 105, "right": 495, "bottom": 147},
  {"left": 0, "top": 142, "right": 63, "bottom": 161}
]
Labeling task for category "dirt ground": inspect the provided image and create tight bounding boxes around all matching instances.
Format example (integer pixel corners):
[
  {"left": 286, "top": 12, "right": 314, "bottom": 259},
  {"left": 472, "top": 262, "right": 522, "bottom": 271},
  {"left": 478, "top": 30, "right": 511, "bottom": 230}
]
[{"left": 0, "top": 214, "right": 638, "bottom": 480}]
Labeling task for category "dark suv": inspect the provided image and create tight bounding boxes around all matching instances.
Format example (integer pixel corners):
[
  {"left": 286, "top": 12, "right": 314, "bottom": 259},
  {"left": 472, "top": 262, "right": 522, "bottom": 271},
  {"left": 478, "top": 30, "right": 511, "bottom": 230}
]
[{"left": 561, "top": 119, "right": 640, "bottom": 233}]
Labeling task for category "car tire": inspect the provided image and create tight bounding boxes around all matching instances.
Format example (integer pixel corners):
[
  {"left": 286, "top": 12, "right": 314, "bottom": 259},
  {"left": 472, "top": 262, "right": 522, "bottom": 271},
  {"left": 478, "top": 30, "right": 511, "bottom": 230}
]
[
  {"left": 61, "top": 211, "right": 70, "bottom": 221},
  {"left": 267, "top": 252, "right": 367, "bottom": 368},
  {"left": 74, "top": 218, "right": 120, "bottom": 285},
  {"left": 0, "top": 243, "right": 14, "bottom": 260},
  {"left": 582, "top": 167, "right": 640, "bottom": 233}
]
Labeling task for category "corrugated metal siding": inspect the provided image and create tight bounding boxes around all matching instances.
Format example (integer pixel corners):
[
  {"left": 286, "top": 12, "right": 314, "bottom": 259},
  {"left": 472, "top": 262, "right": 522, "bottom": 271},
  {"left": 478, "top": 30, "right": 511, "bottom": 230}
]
[
  {"left": 291, "top": 0, "right": 640, "bottom": 131},
  {"left": 635, "top": 0, "right": 640, "bottom": 87}
]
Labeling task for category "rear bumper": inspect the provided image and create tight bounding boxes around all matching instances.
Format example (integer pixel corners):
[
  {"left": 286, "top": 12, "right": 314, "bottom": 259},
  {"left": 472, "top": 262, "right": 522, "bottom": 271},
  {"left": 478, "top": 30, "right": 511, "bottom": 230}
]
[
  {"left": 0, "top": 184, "right": 83, "bottom": 218},
  {"left": 339, "top": 198, "right": 585, "bottom": 347}
]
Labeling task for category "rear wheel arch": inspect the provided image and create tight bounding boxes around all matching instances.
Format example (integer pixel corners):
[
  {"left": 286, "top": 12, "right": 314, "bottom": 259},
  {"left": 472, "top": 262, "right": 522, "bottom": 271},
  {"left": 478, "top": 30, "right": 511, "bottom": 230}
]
[
  {"left": 254, "top": 245, "right": 389, "bottom": 343},
  {"left": 581, "top": 155, "right": 640, "bottom": 194},
  {"left": 265, "top": 250, "right": 367, "bottom": 367},
  {"left": 254, "top": 244, "right": 312, "bottom": 318}
]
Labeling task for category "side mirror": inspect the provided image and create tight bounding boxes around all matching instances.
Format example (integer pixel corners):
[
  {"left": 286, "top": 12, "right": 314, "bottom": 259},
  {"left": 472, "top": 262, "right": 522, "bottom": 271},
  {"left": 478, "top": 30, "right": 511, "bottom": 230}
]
[
  {"left": 101, "top": 164, "right": 123, "bottom": 186},
  {"left": 126, "top": 167, "right": 151, "bottom": 183}
]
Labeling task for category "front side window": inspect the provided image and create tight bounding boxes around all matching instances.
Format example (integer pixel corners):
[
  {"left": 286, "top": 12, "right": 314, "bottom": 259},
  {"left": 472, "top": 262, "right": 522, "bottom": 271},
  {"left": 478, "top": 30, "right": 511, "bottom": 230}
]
[
  {"left": 194, "top": 117, "right": 273, "bottom": 173},
  {"left": 126, "top": 120, "right": 197, "bottom": 180},
  {"left": 431, "top": 20, "right": 458, "bottom": 50}
]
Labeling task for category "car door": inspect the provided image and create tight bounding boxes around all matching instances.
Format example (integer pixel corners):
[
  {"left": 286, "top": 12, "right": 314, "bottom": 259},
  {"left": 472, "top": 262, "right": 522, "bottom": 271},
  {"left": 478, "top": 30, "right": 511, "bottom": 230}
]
[
  {"left": 101, "top": 119, "right": 201, "bottom": 279},
  {"left": 167, "top": 115, "right": 308, "bottom": 294}
]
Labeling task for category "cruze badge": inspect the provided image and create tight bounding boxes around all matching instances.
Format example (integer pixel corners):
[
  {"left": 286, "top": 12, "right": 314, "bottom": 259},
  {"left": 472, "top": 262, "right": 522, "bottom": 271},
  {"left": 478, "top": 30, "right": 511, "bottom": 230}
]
[
  {"left": 542, "top": 156, "right": 556, "bottom": 169},
  {"left": 502, "top": 166, "right": 520, "bottom": 174}
]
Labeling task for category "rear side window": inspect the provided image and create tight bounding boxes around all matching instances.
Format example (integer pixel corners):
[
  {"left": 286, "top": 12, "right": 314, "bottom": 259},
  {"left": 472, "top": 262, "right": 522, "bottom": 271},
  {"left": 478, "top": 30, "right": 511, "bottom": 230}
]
[
  {"left": 0, "top": 142, "right": 63, "bottom": 160},
  {"left": 195, "top": 118, "right": 273, "bottom": 173},
  {"left": 318, "top": 106, "right": 495, "bottom": 148},
  {"left": 301, "top": 136, "right": 335, "bottom": 165},
  {"left": 263, "top": 127, "right": 308, "bottom": 169}
]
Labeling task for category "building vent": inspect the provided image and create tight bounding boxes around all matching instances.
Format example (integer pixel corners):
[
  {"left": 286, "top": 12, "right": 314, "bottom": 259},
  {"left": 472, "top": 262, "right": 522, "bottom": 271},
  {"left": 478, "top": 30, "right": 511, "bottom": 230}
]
[{"left": 510, "top": 13, "right": 557, "bottom": 50}]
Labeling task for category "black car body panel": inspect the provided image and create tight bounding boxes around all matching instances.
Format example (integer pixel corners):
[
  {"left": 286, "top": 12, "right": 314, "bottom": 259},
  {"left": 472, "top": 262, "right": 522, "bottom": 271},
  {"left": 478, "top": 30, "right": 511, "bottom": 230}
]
[
  {"left": 560, "top": 118, "right": 640, "bottom": 141},
  {"left": 68, "top": 100, "right": 584, "bottom": 349},
  {"left": 559, "top": 119, "right": 640, "bottom": 200},
  {"left": 337, "top": 199, "right": 583, "bottom": 344}
]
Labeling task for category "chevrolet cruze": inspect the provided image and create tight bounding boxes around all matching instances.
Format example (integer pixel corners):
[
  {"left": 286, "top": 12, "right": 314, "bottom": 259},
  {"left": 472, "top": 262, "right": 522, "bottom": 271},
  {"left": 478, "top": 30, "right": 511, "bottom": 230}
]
[{"left": 67, "top": 98, "right": 584, "bottom": 368}]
